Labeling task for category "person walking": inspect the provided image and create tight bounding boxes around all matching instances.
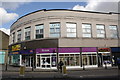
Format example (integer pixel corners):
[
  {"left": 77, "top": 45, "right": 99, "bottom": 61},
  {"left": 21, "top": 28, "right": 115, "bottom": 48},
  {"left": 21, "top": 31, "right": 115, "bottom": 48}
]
[{"left": 58, "top": 59, "right": 64, "bottom": 73}]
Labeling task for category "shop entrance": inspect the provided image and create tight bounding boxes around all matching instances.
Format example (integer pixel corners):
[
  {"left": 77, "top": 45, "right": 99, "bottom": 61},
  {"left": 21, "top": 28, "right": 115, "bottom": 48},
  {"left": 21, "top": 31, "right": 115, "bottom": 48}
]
[
  {"left": 22, "top": 55, "right": 33, "bottom": 68},
  {"left": 98, "top": 52, "right": 111, "bottom": 67}
]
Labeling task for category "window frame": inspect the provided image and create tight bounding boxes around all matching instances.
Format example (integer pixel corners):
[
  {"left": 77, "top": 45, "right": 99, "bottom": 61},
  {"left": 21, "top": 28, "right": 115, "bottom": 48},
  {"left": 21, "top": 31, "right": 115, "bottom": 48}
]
[
  {"left": 96, "top": 24, "right": 106, "bottom": 38},
  {"left": 82, "top": 23, "right": 92, "bottom": 38},
  {"left": 109, "top": 25, "right": 118, "bottom": 39},
  {"left": 49, "top": 22, "right": 61, "bottom": 38},
  {"left": 24, "top": 27, "right": 31, "bottom": 40},
  {"left": 17, "top": 29, "right": 21, "bottom": 42},
  {"left": 35, "top": 24, "right": 44, "bottom": 39},
  {"left": 66, "top": 22, "right": 77, "bottom": 37}
]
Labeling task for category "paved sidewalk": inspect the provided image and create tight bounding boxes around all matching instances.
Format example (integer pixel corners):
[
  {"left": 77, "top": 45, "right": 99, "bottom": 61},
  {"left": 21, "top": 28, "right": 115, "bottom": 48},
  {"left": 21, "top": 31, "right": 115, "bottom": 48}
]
[
  {"left": 1, "top": 64, "right": 119, "bottom": 80},
  {"left": 1, "top": 64, "right": 118, "bottom": 72}
]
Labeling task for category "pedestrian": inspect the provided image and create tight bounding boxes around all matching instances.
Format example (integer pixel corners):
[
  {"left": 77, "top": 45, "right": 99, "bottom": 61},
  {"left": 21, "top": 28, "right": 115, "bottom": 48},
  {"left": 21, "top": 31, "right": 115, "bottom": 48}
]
[{"left": 58, "top": 59, "right": 64, "bottom": 73}]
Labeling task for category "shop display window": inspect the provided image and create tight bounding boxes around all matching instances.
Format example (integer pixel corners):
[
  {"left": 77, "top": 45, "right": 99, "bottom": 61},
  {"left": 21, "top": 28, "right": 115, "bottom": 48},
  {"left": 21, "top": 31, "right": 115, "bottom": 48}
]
[{"left": 59, "top": 54, "right": 80, "bottom": 66}]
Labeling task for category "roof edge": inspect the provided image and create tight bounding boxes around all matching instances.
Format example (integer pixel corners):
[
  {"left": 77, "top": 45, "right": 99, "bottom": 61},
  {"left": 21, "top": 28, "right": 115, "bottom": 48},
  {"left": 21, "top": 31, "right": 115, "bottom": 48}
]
[{"left": 10, "top": 9, "right": 119, "bottom": 28}]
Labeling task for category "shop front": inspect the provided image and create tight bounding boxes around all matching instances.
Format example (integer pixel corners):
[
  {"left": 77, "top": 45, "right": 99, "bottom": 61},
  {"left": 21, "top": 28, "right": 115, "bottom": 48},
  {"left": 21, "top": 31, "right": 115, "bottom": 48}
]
[
  {"left": 9, "top": 51, "right": 21, "bottom": 66},
  {"left": 20, "top": 50, "right": 34, "bottom": 68},
  {"left": 0, "top": 51, "right": 5, "bottom": 64},
  {"left": 9, "top": 44, "right": 21, "bottom": 66},
  {"left": 82, "top": 47, "right": 98, "bottom": 68},
  {"left": 98, "top": 48, "right": 111, "bottom": 67},
  {"left": 58, "top": 48, "right": 81, "bottom": 68},
  {"left": 36, "top": 48, "right": 57, "bottom": 69},
  {"left": 111, "top": 47, "right": 120, "bottom": 66}
]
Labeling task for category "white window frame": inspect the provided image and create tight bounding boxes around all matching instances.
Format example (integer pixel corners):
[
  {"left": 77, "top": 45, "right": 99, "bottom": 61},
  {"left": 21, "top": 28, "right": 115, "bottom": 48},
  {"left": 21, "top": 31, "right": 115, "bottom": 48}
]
[
  {"left": 35, "top": 24, "right": 44, "bottom": 39},
  {"left": 96, "top": 24, "right": 105, "bottom": 38},
  {"left": 49, "top": 23, "right": 60, "bottom": 37},
  {"left": 82, "top": 24, "right": 92, "bottom": 38},
  {"left": 66, "top": 22, "right": 77, "bottom": 37}
]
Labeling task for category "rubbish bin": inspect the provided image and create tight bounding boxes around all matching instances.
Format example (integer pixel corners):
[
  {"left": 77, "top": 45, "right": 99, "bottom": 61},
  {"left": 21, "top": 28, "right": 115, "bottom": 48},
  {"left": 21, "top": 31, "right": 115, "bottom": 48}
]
[
  {"left": 19, "top": 65, "right": 25, "bottom": 76},
  {"left": 62, "top": 65, "right": 67, "bottom": 75}
]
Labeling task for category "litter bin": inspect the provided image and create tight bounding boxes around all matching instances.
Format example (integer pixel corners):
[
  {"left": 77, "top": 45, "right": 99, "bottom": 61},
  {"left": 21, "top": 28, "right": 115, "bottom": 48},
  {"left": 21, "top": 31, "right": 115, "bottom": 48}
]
[
  {"left": 62, "top": 65, "right": 67, "bottom": 75},
  {"left": 19, "top": 65, "right": 25, "bottom": 76}
]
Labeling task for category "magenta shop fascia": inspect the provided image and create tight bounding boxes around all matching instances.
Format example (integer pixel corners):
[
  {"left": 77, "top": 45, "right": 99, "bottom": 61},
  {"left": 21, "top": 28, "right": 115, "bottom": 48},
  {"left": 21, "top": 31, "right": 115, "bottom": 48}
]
[{"left": 36, "top": 47, "right": 97, "bottom": 53}]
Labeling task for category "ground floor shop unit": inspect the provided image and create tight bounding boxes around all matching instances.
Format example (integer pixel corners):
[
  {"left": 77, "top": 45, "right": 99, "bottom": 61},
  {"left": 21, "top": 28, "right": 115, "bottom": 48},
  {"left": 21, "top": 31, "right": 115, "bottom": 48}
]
[
  {"left": 111, "top": 47, "right": 120, "bottom": 66},
  {"left": 8, "top": 47, "right": 117, "bottom": 69}
]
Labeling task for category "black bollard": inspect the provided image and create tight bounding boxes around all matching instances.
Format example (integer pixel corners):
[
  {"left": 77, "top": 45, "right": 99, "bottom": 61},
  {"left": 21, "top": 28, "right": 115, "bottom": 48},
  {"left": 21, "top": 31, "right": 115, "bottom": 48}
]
[
  {"left": 104, "top": 63, "right": 107, "bottom": 69},
  {"left": 83, "top": 63, "right": 85, "bottom": 70}
]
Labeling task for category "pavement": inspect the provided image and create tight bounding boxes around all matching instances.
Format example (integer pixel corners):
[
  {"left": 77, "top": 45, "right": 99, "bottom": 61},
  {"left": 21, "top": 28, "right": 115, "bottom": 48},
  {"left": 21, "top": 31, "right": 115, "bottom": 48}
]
[{"left": 0, "top": 64, "right": 120, "bottom": 80}]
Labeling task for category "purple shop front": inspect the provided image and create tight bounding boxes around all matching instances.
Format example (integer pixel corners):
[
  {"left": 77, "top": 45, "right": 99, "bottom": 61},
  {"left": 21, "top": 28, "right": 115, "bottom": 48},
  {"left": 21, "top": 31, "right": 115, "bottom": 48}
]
[
  {"left": 82, "top": 47, "right": 97, "bottom": 52},
  {"left": 58, "top": 48, "right": 80, "bottom": 53},
  {"left": 36, "top": 47, "right": 97, "bottom": 53},
  {"left": 36, "top": 48, "right": 57, "bottom": 53}
]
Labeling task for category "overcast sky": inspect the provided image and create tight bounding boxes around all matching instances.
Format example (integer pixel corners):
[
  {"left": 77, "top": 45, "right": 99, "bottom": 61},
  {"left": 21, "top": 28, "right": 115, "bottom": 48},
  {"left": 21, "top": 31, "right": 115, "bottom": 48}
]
[{"left": 0, "top": 0, "right": 119, "bottom": 35}]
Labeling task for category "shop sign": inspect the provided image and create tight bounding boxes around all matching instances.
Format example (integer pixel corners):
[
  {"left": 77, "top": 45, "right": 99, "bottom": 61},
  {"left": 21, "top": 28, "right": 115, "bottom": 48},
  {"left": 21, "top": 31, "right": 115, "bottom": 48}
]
[
  {"left": 36, "top": 48, "right": 56, "bottom": 53},
  {"left": 12, "top": 44, "right": 21, "bottom": 51},
  {"left": 20, "top": 50, "right": 34, "bottom": 54},
  {"left": 111, "top": 47, "right": 120, "bottom": 52},
  {"left": 98, "top": 48, "right": 110, "bottom": 52},
  {"left": 82, "top": 47, "right": 97, "bottom": 52},
  {"left": 58, "top": 48, "right": 80, "bottom": 53},
  {"left": 9, "top": 51, "right": 19, "bottom": 55},
  {"left": 102, "top": 53, "right": 110, "bottom": 56},
  {"left": 13, "top": 52, "right": 19, "bottom": 54}
]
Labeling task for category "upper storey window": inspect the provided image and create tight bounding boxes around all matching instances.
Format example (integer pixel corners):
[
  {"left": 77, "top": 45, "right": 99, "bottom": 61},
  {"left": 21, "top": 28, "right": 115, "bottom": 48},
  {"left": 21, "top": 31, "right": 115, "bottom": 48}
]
[
  {"left": 12, "top": 32, "right": 15, "bottom": 43},
  {"left": 66, "top": 23, "right": 76, "bottom": 37},
  {"left": 35, "top": 24, "right": 44, "bottom": 39},
  {"left": 96, "top": 24, "right": 105, "bottom": 38},
  {"left": 109, "top": 25, "right": 118, "bottom": 38},
  {"left": 82, "top": 24, "right": 92, "bottom": 38},
  {"left": 25, "top": 27, "right": 31, "bottom": 40},
  {"left": 49, "top": 23, "right": 60, "bottom": 37},
  {"left": 17, "top": 30, "right": 21, "bottom": 42}
]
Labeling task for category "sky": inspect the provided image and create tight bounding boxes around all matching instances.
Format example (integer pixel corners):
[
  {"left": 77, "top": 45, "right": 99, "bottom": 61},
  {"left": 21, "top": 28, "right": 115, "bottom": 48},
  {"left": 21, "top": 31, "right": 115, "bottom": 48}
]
[{"left": 0, "top": 0, "right": 119, "bottom": 35}]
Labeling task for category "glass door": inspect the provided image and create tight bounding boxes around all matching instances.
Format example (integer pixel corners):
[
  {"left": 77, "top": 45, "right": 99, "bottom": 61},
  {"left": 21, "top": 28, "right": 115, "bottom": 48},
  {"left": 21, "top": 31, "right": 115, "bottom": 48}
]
[{"left": 25, "top": 56, "right": 33, "bottom": 67}]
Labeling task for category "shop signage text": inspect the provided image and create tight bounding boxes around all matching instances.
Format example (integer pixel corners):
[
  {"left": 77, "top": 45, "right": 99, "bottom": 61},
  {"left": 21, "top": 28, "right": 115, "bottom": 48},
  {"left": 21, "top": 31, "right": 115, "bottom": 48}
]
[
  {"left": 12, "top": 44, "right": 21, "bottom": 51},
  {"left": 98, "top": 48, "right": 110, "bottom": 52}
]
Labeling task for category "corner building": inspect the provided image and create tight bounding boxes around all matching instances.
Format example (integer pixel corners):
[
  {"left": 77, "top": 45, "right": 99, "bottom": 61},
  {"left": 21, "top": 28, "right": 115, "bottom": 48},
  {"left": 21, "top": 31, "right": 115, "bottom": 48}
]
[{"left": 9, "top": 9, "right": 120, "bottom": 69}]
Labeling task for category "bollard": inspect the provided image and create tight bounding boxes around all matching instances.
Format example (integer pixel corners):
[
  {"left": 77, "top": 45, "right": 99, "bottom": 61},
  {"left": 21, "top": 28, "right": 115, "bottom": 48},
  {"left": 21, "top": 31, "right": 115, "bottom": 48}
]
[
  {"left": 62, "top": 65, "right": 67, "bottom": 75},
  {"left": 105, "top": 63, "right": 107, "bottom": 69},
  {"left": 19, "top": 65, "right": 25, "bottom": 76},
  {"left": 83, "top": 63, "right": 85, "bottom": 70}
]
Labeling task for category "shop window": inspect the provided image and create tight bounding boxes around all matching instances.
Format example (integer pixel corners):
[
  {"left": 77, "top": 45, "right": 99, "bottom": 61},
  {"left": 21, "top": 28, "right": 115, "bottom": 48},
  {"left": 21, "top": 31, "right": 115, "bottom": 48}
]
[
  {"left": 66, "top": 23, "right": 76, "bottom": 37},
  {"left": 49, "top": 23, "right": 60, "bottom": 37},
  {"left": 24, "top": 27, "right": 31, "bottom": 40},
  {"left": 109, "top": 25, "right": 118, "bottom": 38},
  {"left": 35, "top": 24, "right": 44, "bottom": 39},
  {"left": 82, "top": 24, "right": 92, "bottom": 38},
  {"left": 59, "top": 54, "right": 80, "bottom": 66},
  {"left": 17, "top": 30, "right": 21, "bottom": 42},
  {"left": 37, "top": 55, "right": 40, "bottom": 67},
  {"left": 11, "top": 55, "right": 20, "bottom": 66},
  {"left": 96, "top": 24, "right": 105, "bottom": 38},
  {"left": 82, "top": 53, "right": 97, "bottom": 65}
]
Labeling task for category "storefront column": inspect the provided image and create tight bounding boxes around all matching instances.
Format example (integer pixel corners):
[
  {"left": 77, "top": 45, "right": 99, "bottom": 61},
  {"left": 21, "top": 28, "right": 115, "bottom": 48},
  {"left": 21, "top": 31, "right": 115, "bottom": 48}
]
[
  {"left": 80, "top": 47, "right": 82, "bottom": 67},
  {"left": 57, "top": 47, "right": 59, "bottom": 65},
  {"left": 20, "top": 55, "right": 22, "bottom": 66},
  {"left": 97, "top": 48, "right": 99, "bottom": 67},
  {"left": 110, "top": 48, "right": 113, "bottom": 67}
]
